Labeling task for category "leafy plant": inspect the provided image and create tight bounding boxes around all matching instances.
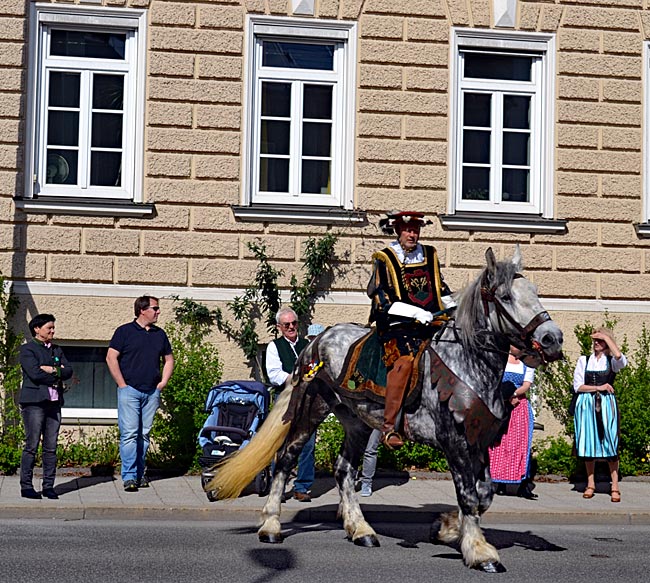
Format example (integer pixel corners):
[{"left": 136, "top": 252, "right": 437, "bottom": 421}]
[
  {"left": 314, "top": 414, "right": 345, "bottom": 472},
  {"left": 57, "top": 426, "right": 120, "bottom": 469},
  {"left": 0, "top": 271, "right": 23, "bottom": 475},
  {"left": 214, "top": 234, "right": 338, "bottom": 380},
  {"left": 149, "top": 298, "right": 223, "bottom": 472},
  {"left": 533, "top": 437, "right": 577, "bottom": 478}
]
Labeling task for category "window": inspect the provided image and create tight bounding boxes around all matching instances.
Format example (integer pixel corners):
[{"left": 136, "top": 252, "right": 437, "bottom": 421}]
[
  {"left": 448, "top": 29, "right": 555, "bottom": 220},
  {"left": 24, "top": 4, "right": 147, "bottom": 211},
  {"left": 242, "top": 16, "right": 357, "bottom": 211},
  {"left": 61, "top": 346, "right": 117, "bottom": 422}
]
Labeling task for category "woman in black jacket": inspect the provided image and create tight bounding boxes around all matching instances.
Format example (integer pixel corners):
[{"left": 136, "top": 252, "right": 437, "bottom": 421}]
[{"left": 19, "top": 314, "right": 72, "bottom": 499}]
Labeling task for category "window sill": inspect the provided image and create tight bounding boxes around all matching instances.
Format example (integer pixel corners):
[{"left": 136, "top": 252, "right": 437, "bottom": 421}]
[
  {"left": 440, "top": 212, "right": 567, "bottom": 234},
  {"left": 232, "top": 204, "right": 367, "bottom": 226},
  {"left": 14, "top": 197, "right": 155, "bottom": 218}
]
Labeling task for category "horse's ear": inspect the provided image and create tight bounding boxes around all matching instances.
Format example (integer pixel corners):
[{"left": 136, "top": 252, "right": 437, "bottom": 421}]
[
  {"left": 485, "top": 247, "right": 497, "bottom": 273},
  {"left": 512, "top": 244, "right": 523, "bottom": 271}
]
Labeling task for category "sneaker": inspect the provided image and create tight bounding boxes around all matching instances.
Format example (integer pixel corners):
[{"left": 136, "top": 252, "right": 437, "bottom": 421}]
[
  {"left": 137, "top": 476, "right": 150, "bottom": 488},
  {"left": 360, "top": 483, "right": 372, "bottom": 497},
  {"left": 123, "top": 480, "right": 138, "bottom": 492}
]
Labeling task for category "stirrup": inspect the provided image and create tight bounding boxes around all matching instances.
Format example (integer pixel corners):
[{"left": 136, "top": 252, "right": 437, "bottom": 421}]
[{"left": 381, "top": 430, "right": 404, "bottom": 450}]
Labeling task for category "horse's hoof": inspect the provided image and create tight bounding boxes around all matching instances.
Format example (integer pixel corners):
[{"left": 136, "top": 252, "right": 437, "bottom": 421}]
[
  {"left": 259, "top": 532, "right": 284, "bottom": 544},
  {"left": 353, "top": 534, "right": 380, "bottom": 547},
  {"left": 475, "top": 561, "right": 506, "bottom": 573}
]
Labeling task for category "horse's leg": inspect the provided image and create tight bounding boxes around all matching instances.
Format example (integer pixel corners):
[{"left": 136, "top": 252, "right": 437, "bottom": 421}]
[
  {"left": 258, "top": 389, "right": 330, "bottom": 544},
  {"left": 435, "top": 451, "right": 504, "bottom": 573},
  {"left": 332, "top": 407, "right": 379, "bottom": 548}
]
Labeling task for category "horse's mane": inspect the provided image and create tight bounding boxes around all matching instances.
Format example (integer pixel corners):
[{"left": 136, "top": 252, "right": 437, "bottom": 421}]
[{"left": 453, "top": 257, "right": 520, "bottom": 350}]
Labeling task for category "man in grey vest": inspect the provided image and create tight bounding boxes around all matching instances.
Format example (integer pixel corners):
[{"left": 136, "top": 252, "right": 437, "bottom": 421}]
[{"left": 265, "top": 307, "right": 314, "bottom": 502}]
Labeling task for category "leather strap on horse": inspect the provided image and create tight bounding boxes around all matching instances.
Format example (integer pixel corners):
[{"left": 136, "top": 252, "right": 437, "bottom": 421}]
[
  {"left": 480, "top": 272, "right": 551, "bottom": 358},
  {"left": 425, "top": 348, "right": 505, "bottom": 451}
]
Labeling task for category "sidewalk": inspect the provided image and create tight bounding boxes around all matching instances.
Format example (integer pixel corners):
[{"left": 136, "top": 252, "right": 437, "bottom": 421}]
[{"left": 1, "top": 471, "right": 649, "bottom": 525}]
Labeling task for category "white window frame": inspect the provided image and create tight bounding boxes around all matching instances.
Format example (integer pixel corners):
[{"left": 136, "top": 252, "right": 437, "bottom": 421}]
[
  {"left": 24, "top": 3, "right": 147, "bottom": 204},
  {"left": 242, "top": 15, "right": 357, "bottom": 210},
  {"left": 448, "top": 28, "right": 555, "bottom": 218},
  {"left": 641, "top": 42, "right": 650, "bottom": 234}
]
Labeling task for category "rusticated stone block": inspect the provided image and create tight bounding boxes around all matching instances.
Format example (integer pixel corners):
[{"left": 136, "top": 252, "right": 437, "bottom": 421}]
[
  {"left": 26, "top": 226, "right": 81, "bottom": 252},
  {"left": 0, "top": 42, "right": 22, "bottom": 67},
  {"left": 360, "top": 14, "right": 403, "bottom": 39},
  {"left": 144, "top": 231, "right": 240, "bottom": 258},
  {"left": 147, "top": 102, "right": 193, "bottom": 127},
  {"left": 0, "top": 252, "right": 46, "bottom": 280},
  {"left": 603, "top": 31, "right": 643, "bottom": 55},
  {"left": 148, "top": 128, "right": 240, "bottom": 155},
  {"left": 557, "top": 125, "right": 599, "bottom": 149},
  {"left": 148, "top": 78, "right": 241, "bottom": 104},
  {"left": 149, "top": 28, "right": 242, "bottom": 55},
  {"left": 85, "top": 229, "right": 140, "bottom": 255},
  {"left": 556, "top": 172, "right": 599, "bottom": 196},
  {"left": 198, "top": 4, "right": 244, "bottom": 29},
  {"left": 120, "top": 205, "right": 191, "bottom": 230},
  {"left": 193, "top": 207, "right": 264, "bottom": 233},
  {"left": 360, "top": 40, "right": 448, "bottom": 66},
  {"left": 403, "top": 165, "right": 446, "bottom": 189},
  {"left": 358, "top": 139, "right": 447, "bottom": 164},
  {"left": 364, "top": 0, "right": 445, "bottom": 17},
  {"left": 146, "top": 179, "right": 239, "bottom": 205},
  {"left": 535, "top": 221, "right": 599, "bottom": 246},
  {"left": 149, "top": 52, "right": 194, "bottom": 78},
  {"left": 404, "top": 67, "right": 448, "bottom": 92},
  {"left": 197, "top": 56, "right": 243, "bottom": 80},
  {"left": 558, "top": 77, "right": 599, "bottom": 101},
  {"left": 603, "top": 79, "right": 642, "bottom": 103},
  {"left": 50, "top": 255, "right": 113, "bottom": 283},
  {"left": 602, "top": 127, "right": 641, "bottom": 151},
  {"left": 359, "top": 65, "right": 402, "bottom": 89},
  {"left": 196, "top": 105, "right": 242, "bottom": 130},
  {"left": 557, "top": 246, "right": 641, "bottom": 272},
  {"left": 404, "top": 115, "right": 447, "bottom": 140},
  {"left": 601, "top": 222, "right": 645, "bottom": 247},
  {"left": 359, "top": 90, "right": 448, "bottom": 115},
  {"left": 563, "top": 7, "right": 639, "bottom": 31},
  {"left": 532, "top": 271, "right": 599, "bottom": 298},
  {"left": 559, "top": 29, "right": 600, "bottom": 52},
  {"left": 194, "top": 155, "right": 240, "bottom": 180},
  {"left": 602, "top": 174, "right": 642, "bottom": 198},
  {"left": 147, "top": 153, "right": 192, "bottom": 178},
  {"left": 151, "top": 2, "right": 196, "bottom": 26},
  {"left": 243, "top": 235, "right": 295, "bottom": 260},
  {"left": 559, "top": 53, "right": 641, "bottom": 79},
  {"left": 192, "top": 258, "right": 257, "bottom": 286},
  {"left": 557, "top": 149, "right": 640, "bottom": 174},
  {"left": 557, "top": 196, "right": 639, "bottom": 222},
  {"left": 357, "top": 162, "right": 401, "bottom": 187},
  {"left": 357, "top": 114, "right": 401, "bottom": 138},
  {"left": 117, "top": 257, "right": 188, "bottom": 284},
  {"left": 405, "top": 17, "right": 448, "bottom": 42},
  {"left": 601, "top": 273, "right": 650, "bottom": 299}
]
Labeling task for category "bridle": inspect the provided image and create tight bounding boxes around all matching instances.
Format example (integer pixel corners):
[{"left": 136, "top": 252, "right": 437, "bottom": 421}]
[{"left": 480, "top": 272, "right": 551, "bottom": 363}]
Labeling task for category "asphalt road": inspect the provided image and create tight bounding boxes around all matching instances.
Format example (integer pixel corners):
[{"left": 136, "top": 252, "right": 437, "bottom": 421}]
[{"left": 2, "top": 518, "right": 650, "bottom": 582}]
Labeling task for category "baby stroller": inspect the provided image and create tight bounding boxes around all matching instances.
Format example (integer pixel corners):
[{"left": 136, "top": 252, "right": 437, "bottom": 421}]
[{"left": 198, "top": 380, "right": 272, "bottom": 501}]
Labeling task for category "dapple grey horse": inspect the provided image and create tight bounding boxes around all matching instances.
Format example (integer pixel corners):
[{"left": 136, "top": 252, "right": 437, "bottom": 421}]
[{"left": 206, "top": 247, "right": 563, "bottom": 572}]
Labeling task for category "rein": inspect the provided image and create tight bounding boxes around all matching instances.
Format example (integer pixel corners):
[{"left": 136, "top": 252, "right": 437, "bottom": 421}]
[{"left": 480, "top": 272, "right": 551, "bottom": 362}]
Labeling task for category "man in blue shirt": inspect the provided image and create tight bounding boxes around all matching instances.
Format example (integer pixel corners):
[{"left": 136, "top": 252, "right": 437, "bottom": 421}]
[{"left": 106, "top": 296, "right": 174, "bottom": 492}]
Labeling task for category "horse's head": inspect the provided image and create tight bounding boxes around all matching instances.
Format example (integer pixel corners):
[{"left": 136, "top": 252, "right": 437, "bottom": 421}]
[{"left": 456, "top": 246, "right": 563, "bottom": 367}]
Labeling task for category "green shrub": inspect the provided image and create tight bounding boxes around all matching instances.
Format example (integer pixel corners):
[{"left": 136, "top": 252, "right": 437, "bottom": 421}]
[
  {"left": 57, "top": 426, "right": 120, "bottom": 469},
  {"left": 150, "top": 298, "right": 223, "bottom": 472},
  {"left": 533, "top": 437, "right": 577, "bottom": 478},
  {"left": 315, "top": 414, "right": 345, "bottom": 472},
  {"left": 0, "top": 271, "right": 23, "bottom": 475}
]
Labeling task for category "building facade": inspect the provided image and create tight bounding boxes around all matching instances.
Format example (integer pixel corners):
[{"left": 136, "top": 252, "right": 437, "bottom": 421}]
[{"left": 1, "top": 0, "right": 649, "bottom": 425}]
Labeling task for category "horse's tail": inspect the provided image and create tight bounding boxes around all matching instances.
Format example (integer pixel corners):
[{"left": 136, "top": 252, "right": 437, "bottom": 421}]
[{"left": 204, "top": 382, "right": 293, "bottom": 499}]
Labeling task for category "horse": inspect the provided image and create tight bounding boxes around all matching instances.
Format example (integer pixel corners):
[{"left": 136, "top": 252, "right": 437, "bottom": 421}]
[{"left": 206, "top": 246, "right": 563, "bottom": 573}]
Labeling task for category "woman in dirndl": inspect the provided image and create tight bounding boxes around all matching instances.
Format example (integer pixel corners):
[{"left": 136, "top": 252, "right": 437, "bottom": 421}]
[
  {"left": 489, "top": 347, "right": 537, "bottom": 499},
  {"left": 573, "top": 327, "right": 627, "bottom": 503}
]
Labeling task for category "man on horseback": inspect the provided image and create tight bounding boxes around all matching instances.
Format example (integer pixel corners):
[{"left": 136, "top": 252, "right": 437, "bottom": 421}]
[{"left": 367, "top": 211, "right": 456, "bottom": 449}]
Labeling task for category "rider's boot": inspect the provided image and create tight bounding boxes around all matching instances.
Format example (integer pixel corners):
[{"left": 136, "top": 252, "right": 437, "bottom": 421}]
[{"left": 380, "top": 355, "right": 414, "bottom": 450}]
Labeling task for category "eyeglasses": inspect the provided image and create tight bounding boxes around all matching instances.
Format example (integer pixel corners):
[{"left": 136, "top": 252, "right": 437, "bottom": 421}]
[
  {"left": 279, "top": 321, "right": 297, "bottom": 329},
  {"left": 146, "top": 306, "right": 160, "bottom": 312}
]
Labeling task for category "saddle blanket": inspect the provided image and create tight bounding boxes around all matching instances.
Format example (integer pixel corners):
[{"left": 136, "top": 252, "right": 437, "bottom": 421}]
[{"left": 337, "top": 327, "right": 426, "bottom": 406}]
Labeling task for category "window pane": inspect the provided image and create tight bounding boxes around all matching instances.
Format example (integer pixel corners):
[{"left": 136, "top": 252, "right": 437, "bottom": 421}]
[
  {"left": 259, "top": 158, "right": 289, "bottom": 192},
  {"left": 503, "top": 132, "right": 529, "bottom": 166},
  {"left": 93, "top": 74, "right": 124, "bottom": 110},
  {"left": 90, "top": 151, "right": 122, "bottom": 187},
  {"left": 261, "top": 120, "right": 290, "bottom": 155},
  {"left": 304, "top": 85, "right": 332, "bottom": 120},
  {"left": 462, "top": 167, "right": 489, "bottom": 200},
  {"left": 504, "top": 95, "right": 530, "bottom": 129},
  {"left": 502, "top": 169, "right": 529, "bottom": 202},
  {"left": 47, "top": 111, "right": 79, "bottom": 146},
  {"left": 46, "top": 150, "right": 77, "bottom": 185},
  {"left": 302, "top": 122, "right": 331, "bottom": 157},
  {"left": 49, "top": 72, "right": 80, "bottom": 108},
  {"left": 302, "top": 160, "right": 331, "bottom": 194},
  {"left": 463, "top": 93, "right": 491, "bottom": 127},
  {"left": 92, "top": 113, "right": 123, "bottom": 148},
  {"left": 262, "top": 41, "right": 334, "bottom": 70},
  {"left": 261, "top": 82, "right": 291, "bottom": 117},
  {"left": 464, "top": 53, "right": 532, "bottom": 82},
  {"left": 61, "top": 347, "right": 117, "bottom": 409},
  {"left": 50, "top": 30, "right": 126, "bottom": 60},
  {"left": 463, "top": 129, "right": 490, "bottom": 164}
]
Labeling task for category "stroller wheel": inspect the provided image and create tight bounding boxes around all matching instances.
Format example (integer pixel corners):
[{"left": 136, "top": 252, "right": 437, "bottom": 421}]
[
  {"left": 206, "top": 490, "right": 218, "bottom": 502},
  {"left": 255, "top": 467, "right": 272, "bottom": 497}
]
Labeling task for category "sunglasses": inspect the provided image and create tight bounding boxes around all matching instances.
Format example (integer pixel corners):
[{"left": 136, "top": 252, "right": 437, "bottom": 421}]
[
  {"left": 146, "top": 306, "right": 161, "bottom": 312},
  {"left": 279, "top": 321, "right": 297, "bottom": 329}
]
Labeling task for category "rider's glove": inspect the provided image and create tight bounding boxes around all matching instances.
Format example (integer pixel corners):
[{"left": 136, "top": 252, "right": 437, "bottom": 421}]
[
  {"left": 441, "top": 294, "right": 457, "bottom": 311},
  {"left": 388, "top": 302, "right": 434, "bottom": 324}
]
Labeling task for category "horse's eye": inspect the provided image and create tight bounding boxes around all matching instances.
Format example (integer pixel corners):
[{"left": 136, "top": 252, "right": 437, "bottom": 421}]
[{"left": 500, "top": 293, "right": 512, "bottom": 303}]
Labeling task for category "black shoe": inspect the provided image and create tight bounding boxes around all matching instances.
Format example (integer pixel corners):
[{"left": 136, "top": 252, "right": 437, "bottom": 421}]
[
  {"left": 137, "top": 476, "right": 150, "bottom": 488},
  {"left": 516, "top": 485, "right": 538, "bottom": 500},
  {"left": 21, "top": 488, "right": 42, "bottom": 500},
  {"left": 123, "top": 480, "right": 138, "bottom": 492},
  {"left": 495, "top": 484, "right": 507, "bottom": 496},
  {"left": 42, "top": 488, "right": 59, "bottom": 500}
]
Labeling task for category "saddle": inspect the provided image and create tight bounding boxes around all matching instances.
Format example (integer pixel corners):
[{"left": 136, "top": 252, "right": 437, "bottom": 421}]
[{"left": 336, "top": 327, "right": 427, "bottom": 408}]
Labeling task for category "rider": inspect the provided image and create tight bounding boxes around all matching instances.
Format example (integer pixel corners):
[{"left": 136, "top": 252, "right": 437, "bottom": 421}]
[{"left": 367, "top": 210, "right": 456, "bottom": 449}]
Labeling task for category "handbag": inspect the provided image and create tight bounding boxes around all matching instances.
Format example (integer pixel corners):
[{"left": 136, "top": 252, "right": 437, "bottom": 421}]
[{"left": 568, "top": 391, "right": 579, "bottom": 416}]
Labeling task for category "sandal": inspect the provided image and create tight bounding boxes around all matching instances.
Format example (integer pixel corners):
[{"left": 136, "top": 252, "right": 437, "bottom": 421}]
[
  {"left": 582, "top": 486, "right": 595, "bottom": 499},
  {"left": 611, "top": 489, "right": 621, "bottom": 503}
]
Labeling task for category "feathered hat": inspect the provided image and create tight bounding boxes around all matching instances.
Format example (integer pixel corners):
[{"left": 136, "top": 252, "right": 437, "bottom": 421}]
[{"left": 379, "top": 210, "right": 432, "bottom": 235}]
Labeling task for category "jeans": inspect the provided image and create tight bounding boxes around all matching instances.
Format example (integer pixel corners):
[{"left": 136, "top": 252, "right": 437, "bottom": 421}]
[
  {"left": 361, "top": 429, "right": 382, "bottom": 487},
  {"left": 20, "top": 401, "right": 61, "bottom": 490},
  {"left": 117, "top": 386, "right": 160, "bottom": 482},
  {"left": 294, "top": 432, "right": 316, "bottom": 493}
]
